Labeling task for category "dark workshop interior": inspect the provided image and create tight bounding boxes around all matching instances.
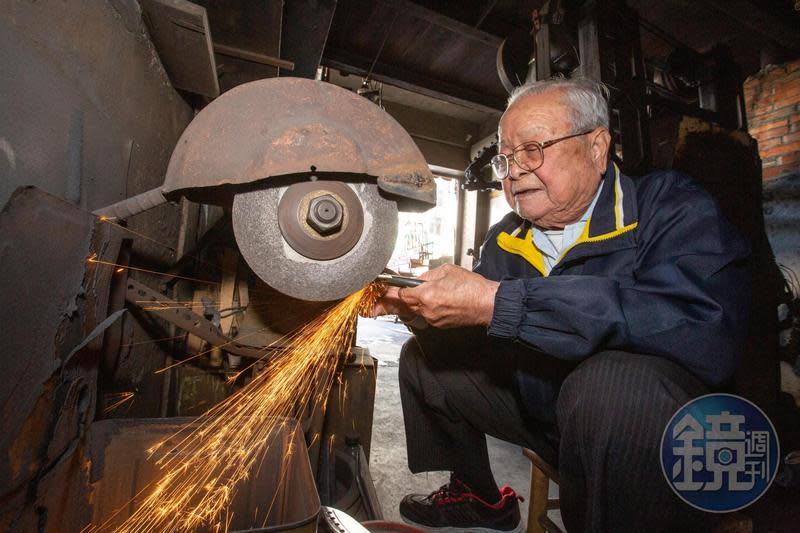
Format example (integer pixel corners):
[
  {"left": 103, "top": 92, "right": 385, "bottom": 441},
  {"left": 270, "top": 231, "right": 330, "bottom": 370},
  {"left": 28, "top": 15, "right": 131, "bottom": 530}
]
[{"left": 1, "top": 0, "right": 800, "bottom": 532}]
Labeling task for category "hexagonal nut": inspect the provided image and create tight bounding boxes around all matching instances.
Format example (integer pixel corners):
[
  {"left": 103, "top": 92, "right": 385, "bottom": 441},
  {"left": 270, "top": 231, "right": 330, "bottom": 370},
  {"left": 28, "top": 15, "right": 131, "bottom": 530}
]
[{"left": 306, "top": 194, "right": 344, "bottom": 236}]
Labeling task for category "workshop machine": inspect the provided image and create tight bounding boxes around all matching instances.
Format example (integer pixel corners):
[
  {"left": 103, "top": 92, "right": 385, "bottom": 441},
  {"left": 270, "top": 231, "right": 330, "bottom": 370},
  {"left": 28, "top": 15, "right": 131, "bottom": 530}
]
[
  {"left": 161, "top": 77, "right": 435, "bottom": 302},
  {"left": 0, "top": 76, "right": 434, "bottom": 531},
  {"left": 2, "top": 0, "right": 798, "bottom": 531}
]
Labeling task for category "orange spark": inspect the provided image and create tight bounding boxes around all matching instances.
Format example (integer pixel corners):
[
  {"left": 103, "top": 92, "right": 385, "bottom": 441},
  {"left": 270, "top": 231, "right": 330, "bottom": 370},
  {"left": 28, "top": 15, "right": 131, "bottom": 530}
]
[
  {"left": 86, "top": 256, "right": 220, "bottom": 285},
  {"left": 103, "top": 392, "right": 136, "bottom": 414},
  {"left": 89, "top": 283, "right": 382, "bottom": 532}
]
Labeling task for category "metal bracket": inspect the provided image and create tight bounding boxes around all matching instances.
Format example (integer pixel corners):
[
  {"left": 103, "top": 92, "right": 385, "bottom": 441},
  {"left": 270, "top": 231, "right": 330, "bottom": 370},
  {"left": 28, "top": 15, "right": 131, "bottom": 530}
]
[{"left": 124, "top": 278, "right": 266, "bottom": 359}]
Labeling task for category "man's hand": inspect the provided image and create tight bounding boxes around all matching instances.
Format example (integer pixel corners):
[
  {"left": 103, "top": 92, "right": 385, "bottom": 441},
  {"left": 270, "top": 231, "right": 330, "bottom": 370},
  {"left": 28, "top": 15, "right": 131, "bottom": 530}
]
[
  {"left": 397, "top": 264, "right": 499, "bottom": 328},
  {"left": 368, "top": 285, "right": 416, "bottom": 321}
]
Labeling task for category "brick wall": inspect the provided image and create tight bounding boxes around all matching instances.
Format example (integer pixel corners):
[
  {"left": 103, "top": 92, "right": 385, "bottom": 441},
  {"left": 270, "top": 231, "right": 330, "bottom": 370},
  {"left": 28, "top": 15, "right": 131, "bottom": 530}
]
[{"left": 744, "top": 59, "right": 800, "bottom": 180}]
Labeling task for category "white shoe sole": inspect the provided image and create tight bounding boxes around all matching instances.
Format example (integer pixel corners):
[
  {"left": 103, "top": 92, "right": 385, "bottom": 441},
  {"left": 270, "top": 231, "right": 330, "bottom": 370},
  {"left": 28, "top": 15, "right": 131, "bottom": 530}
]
[{"left": 400, "top": 516, "right": 525, "bottom": 533}]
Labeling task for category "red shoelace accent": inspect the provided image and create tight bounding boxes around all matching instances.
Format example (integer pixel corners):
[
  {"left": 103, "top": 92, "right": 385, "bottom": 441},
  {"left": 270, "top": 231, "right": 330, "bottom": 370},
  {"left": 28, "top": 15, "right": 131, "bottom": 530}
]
[{"left": 429, "top": 483, "right": 520, "bottom": 509}]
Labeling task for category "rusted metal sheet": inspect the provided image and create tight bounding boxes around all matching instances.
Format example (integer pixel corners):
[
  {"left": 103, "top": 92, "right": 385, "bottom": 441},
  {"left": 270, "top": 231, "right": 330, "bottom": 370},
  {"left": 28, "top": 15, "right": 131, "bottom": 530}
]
[
  {"left": 139, "top": 0, "right": 220, "bottom": 98},
  {"left": 161, "top": 77, "right": 436, "bottom": 208},
  {"left": 86, "top": 417, "right": 320, "bottom": 532},
  {"left": 0, "top": 187, "right": 125, "bottom": 531}
]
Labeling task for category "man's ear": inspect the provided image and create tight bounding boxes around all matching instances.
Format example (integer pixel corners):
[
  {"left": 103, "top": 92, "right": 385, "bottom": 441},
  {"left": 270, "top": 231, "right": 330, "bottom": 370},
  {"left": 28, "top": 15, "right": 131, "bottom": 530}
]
[{"left": 589, "top": 128, "right": 612, "bottom": 172}]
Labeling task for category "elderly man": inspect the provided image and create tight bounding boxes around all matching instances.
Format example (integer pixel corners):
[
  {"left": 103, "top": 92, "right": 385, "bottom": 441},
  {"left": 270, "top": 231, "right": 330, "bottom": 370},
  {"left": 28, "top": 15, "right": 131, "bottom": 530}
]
[{"left": 372, "top": 78, "right": 749, "bottom": 532}]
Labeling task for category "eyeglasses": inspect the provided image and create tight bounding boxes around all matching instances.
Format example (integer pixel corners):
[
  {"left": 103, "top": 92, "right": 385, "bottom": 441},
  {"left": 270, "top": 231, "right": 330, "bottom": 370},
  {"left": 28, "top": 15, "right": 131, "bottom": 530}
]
[{"left": 491, "top": 130, "right": 593, "bottom": 179}]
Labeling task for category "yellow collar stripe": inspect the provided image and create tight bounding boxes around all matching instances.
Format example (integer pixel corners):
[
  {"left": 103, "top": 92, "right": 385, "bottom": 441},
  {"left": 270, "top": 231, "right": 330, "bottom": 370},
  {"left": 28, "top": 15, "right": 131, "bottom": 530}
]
[
  {"left": 496, "top": 228, "right": 548, "bottom": 277},
  {"left": 495, "top": 164, "right": 636, "bottom": 274},
  {"left": 496, "top": 219, "right": 638, "bottom": 275},
  {"left": 613, "top": 163, "right": 624, "bottom": 230},
  {"left": 555, "top": 220, "right": 638, "bottom": 264}
]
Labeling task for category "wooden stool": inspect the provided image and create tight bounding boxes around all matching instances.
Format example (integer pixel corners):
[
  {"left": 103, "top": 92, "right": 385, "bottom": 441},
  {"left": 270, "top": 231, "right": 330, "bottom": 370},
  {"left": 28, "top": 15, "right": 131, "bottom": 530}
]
[
  {"left": 522, "top": 448, "right": 754, "bottom": 533},
  {"left": 523, "top": 448, "right": 563, "bottom": 533}
]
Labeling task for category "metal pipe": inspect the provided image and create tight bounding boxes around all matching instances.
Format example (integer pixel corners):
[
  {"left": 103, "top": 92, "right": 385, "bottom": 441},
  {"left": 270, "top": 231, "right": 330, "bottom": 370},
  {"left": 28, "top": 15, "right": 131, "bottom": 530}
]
[{"left": 428, "top": 164, "right": 465, "bottom": 178}]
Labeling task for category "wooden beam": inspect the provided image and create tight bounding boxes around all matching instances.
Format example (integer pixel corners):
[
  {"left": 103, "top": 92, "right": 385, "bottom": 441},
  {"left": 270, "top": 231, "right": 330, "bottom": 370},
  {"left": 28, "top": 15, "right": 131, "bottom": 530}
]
[
  {"left": 698, "top": 0, "right": 800, "bottom": 53},
  {"left": 377, "top": 0, "right": 502, "bottom": 47},
  {"left": 281, "top": 0, "right": 338, "bottom": 79},
  {"left": 323, "top": 48, "right": 506, "bottom": 112}
]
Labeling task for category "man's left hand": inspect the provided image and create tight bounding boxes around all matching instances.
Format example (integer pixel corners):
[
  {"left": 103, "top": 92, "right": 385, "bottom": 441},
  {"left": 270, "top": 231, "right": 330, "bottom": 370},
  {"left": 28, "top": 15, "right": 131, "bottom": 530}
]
[{"left": 398, "top": 264, "right": 499, "bottom": 328}]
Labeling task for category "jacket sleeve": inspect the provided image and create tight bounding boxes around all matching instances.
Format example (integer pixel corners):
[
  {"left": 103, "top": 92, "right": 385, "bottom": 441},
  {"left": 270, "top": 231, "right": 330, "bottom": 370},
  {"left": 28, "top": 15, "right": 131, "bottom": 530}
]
[{"left": 487, "top": 178, "right": 751, "bottom": 386}]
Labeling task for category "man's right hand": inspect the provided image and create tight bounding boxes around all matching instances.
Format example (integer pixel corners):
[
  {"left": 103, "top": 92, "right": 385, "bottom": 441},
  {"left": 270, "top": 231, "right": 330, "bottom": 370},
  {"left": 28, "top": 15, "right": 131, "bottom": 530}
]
[{"left": 368, "top": 285, "right": 416, "bottom": 322}]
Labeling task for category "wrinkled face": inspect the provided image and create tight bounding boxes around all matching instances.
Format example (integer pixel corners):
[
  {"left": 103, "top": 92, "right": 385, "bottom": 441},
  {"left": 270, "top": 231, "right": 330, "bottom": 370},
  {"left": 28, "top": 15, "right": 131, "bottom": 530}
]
[{"left": 498, "top": 90, "right": 609, "bottom": 229}]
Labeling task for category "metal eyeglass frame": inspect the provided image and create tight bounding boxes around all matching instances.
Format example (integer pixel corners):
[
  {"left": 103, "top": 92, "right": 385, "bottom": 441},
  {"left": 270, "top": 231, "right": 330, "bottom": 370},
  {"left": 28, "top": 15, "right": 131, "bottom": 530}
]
[{"left": 491, "top": 130, "right": 594, "bottom": 179}]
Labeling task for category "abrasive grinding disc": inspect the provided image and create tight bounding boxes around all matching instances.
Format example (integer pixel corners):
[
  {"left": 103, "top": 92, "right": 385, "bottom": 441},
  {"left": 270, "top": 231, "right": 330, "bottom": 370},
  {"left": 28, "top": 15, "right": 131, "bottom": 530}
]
[{"left": 232, "top": 181, "right": 398, "bottom": 301}]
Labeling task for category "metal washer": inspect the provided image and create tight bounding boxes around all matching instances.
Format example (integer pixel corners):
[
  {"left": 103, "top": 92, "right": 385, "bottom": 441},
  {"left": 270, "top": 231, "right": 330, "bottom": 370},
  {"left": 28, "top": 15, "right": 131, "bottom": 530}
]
[{"left": 276, "top": 181, "right": 364, "bottom": 261}]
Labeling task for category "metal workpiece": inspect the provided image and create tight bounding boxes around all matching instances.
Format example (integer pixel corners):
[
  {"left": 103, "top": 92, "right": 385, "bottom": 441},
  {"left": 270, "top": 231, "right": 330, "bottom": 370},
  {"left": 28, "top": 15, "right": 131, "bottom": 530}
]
[
  {"left": 161, "top": 77, "right": 436, "bottom": 209},
  {"left": 375, "top": 273, "right": 424, "bottom": 288},
  {"left": 92, "top": 186, "right": 168, "bottom": 220},
  {"left": 233, "top": 181, "right": 398, "bottom": 302}
]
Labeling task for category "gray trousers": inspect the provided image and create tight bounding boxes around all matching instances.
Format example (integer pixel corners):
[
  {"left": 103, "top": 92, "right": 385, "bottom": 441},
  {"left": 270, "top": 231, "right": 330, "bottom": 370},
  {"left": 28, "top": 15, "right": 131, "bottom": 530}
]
[{"left": 399, "top": 328, "right": 717, "bottom": 532}]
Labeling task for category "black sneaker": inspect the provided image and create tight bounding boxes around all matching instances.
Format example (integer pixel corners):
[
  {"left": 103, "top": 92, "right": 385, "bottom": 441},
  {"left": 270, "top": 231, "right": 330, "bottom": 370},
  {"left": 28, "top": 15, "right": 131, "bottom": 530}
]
[{"left": 399, "top": 478, "right": 523, "bottom": 532}]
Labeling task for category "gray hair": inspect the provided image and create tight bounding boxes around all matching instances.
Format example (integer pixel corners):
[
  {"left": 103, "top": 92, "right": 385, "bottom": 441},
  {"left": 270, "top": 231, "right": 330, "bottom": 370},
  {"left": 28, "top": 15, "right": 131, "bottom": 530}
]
[{"left": 506, "top": 77, "right": 610, "bottom": 131}]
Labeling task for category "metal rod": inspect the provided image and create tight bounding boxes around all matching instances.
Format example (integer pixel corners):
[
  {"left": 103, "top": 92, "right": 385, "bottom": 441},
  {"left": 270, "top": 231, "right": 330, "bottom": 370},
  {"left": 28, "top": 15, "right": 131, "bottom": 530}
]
[
  {"left": 365, "top": 8, "right": 399, "bottom": 82},
  {"left": 474, "top": 0, "right": 498, "bottom": 29},
  {"left": 213, "top": 43, "right": 295, "bottom": 71},
  {"left": 376, "top": 274, "right": 424, "bottom": 288}
]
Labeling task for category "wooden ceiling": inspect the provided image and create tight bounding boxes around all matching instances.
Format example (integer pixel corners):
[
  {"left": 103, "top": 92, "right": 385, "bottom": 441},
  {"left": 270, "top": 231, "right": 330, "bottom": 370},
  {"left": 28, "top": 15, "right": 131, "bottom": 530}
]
[{"left": 320, "top": 0, "right": 800, "bottom": 112}]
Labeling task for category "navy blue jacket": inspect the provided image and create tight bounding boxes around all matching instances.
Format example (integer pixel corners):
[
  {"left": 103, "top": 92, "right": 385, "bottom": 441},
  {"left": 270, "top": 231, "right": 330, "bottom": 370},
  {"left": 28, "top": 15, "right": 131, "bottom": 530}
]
[{"left": 474, "top": 163, "right": 750, "bottom": 389}]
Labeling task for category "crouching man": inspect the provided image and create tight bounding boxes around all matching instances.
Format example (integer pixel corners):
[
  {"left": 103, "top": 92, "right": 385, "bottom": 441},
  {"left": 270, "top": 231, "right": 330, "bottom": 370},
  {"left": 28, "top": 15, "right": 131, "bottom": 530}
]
[{"left": 371, "top": 78, "right": 750, "bottom": 532}]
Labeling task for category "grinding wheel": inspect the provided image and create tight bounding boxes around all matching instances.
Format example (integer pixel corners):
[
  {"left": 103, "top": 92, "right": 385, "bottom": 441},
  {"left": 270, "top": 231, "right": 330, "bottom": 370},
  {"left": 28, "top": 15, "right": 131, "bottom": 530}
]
[{"left": 232, "top": 181, "right": 398, "bottom": 301}]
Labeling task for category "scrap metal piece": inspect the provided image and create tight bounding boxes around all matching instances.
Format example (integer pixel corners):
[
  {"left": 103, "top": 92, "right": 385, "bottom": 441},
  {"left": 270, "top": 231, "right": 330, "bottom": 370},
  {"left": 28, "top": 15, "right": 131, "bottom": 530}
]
[
  {"left": 161, "top": 77, "right": 436, "bottom": 208},
  {"left": 233, "top": 181, "right": 397, "bottom": 301},
  {"left": 125, "top": 278, "right": 266, "bottom": 359}
]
